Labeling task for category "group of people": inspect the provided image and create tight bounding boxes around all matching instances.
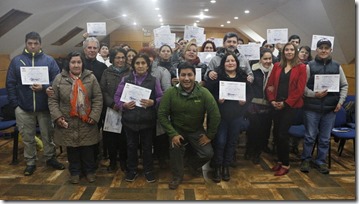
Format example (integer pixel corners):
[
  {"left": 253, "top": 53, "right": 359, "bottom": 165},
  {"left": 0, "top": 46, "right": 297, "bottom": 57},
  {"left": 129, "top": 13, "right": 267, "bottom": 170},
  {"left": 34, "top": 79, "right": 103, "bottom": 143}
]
[{"left": 5, "top": 30, "right": 348, "bottom": 190}]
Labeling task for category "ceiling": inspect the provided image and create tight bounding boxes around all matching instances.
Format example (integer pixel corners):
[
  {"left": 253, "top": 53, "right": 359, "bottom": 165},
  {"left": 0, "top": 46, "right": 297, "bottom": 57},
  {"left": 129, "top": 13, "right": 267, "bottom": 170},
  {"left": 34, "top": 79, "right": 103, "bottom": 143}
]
[{"left": 0, "top": 0, "right": 356, "bottom": 64}]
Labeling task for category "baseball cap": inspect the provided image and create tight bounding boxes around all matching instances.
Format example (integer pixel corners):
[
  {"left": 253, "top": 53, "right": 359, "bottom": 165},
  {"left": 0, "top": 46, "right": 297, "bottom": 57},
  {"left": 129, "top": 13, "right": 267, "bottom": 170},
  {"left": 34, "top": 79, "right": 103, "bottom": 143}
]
[{"left": 316, "top": 38, "right": 332, "bottom": 48}]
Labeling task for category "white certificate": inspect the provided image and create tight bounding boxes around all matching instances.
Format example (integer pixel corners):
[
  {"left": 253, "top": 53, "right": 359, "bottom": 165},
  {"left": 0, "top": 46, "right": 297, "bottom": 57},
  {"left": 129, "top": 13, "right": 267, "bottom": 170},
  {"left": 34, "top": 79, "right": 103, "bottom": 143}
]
[
  {"left": 184, "top": 25, "right": 205, "bottom": 42},
  {"left": 313, "top": 74, "right": 340, "bottom": 92},
  {"left": 87, "top": 22, "right": 106, "bottom": 36},
  {"left": 154, "top": 33, "right": 176, "bottom": 48},
  {"left": 267, "top": 28, "right": 288, "bottom": 44},
  {"left": 20, "top": 66, "right": 49, "bottom": 85},
  {"left": 219, "top": 81, "right": 246, "bottom": 101},
  {"left": 120, "top": 83, "right": 152, "bottom": 107},
  {"left": 103, "top": 107, "right": 122, "bottom": 134},
  {"left": 197, "top": 52, "right": 216, "bottom": 66},
  {"left": 311, "top": 35, "right": 335, "bottom": 51},
  {"left": 237, "top": 43, "right": 261, "bottom": 61}
]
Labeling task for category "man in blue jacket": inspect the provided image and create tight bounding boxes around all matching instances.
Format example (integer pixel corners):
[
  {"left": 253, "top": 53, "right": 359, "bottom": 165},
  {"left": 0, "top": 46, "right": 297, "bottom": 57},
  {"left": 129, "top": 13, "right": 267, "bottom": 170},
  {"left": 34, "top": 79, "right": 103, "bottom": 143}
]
[{"left": 6, "top": 31, "right": 65, "bottom": 176}]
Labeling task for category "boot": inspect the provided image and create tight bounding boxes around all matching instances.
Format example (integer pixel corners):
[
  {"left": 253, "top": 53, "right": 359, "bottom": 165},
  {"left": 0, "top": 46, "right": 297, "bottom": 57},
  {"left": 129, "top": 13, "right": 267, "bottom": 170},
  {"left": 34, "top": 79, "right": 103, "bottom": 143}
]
[
  {"left": 212, "top": 166, "right": 221, "bottom": 183},
  {"left": 222, "top": 166, "right": 230, "bottom": 181}
]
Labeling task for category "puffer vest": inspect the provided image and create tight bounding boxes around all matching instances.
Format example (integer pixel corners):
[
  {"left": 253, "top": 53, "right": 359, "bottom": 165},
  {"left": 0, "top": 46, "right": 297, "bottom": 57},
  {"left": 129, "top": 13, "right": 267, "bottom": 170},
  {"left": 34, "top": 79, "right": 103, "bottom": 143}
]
[
  {"left": 121, "top": 73, "right": 157, "bottom": 131},
  {"left": 304, "top": 57, "right": 340, "bottom": 112}
]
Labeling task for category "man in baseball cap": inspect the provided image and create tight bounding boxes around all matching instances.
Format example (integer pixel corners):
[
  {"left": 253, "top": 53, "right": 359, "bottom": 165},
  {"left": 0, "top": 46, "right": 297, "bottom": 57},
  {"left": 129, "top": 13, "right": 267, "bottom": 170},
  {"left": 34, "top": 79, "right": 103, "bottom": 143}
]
[{"left": 316, "top": 38, "right": 332, "bottom": 48}]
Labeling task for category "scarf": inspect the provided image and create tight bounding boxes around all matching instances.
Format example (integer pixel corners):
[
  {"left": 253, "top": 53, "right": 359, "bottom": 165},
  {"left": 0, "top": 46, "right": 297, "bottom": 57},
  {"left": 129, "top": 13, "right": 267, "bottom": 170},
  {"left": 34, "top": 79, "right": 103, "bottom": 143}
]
[{"left": 69, "top": 73, "right": 91, "bottom": 122}]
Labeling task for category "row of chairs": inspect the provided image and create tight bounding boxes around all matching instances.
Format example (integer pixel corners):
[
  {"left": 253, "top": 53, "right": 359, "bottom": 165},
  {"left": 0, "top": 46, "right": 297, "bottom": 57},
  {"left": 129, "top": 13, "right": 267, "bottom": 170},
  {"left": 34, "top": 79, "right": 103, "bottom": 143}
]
[
  {"left": 289, "top": 95, "right": 355, "bottom": 168},
  {"left": 0, "top": 88, "right": 19, "bottom": 164}
]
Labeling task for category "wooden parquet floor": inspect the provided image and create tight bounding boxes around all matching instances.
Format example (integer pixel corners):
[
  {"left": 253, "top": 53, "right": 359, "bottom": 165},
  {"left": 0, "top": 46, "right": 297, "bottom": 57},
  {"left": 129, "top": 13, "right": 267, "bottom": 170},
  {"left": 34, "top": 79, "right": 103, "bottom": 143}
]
[{"left": 0, "top": 134, "right": 356, "bottom": 201}]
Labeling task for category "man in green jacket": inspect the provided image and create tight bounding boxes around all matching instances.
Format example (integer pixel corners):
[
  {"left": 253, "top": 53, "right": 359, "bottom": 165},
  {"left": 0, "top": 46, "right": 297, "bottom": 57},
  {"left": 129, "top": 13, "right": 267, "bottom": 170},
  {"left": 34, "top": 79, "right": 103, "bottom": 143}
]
[{"left": 158, "top": 62, "right": 221, "bottom": 190}]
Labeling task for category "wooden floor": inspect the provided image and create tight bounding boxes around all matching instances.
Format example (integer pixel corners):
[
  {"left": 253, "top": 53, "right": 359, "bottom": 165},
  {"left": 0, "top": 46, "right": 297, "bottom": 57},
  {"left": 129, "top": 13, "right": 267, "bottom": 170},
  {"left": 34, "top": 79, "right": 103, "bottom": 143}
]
[{"left": 0, "top": 133, "right": 356, "bottom": 201}]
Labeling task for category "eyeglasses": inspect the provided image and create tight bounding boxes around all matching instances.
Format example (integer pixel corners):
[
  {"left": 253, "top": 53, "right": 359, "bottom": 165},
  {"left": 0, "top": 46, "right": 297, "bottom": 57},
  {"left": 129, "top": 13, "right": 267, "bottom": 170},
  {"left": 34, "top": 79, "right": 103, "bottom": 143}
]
[{"left": 115, "top": 56, "right": 126, "bottom": 60}]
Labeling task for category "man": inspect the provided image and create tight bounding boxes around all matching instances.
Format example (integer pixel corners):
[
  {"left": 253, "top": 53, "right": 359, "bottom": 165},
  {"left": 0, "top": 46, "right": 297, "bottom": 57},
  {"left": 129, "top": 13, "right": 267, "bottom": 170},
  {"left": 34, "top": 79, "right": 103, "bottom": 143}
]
[
  {"left": 300, "top": 38, "right": 348, "bottom": 174},
  {"left": 82, "top": 37, "right": 108, "bottom": 166},
  {"left": 288, "top": 34, "right": 301, "bottom": 48},
  {"left": 6, "top": 31, "right": 65, "bottom": 176},
  {"left": 158, "top": 62, "right": 220, "bottom": 190},
  {"left": 205, "top": 32, "right": 253, "bottom": 83}
]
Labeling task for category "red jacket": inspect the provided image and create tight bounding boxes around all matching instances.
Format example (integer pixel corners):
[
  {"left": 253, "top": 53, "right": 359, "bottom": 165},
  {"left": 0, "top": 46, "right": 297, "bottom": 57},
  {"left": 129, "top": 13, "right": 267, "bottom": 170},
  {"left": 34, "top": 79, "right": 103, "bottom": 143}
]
[{"left": 266, "top": 62, "right": 307, "bottom": 108}]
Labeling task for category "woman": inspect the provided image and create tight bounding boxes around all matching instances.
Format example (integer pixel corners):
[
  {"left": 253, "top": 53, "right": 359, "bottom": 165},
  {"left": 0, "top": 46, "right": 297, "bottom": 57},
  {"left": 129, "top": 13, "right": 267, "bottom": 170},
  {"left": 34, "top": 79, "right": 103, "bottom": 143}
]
[
  {"left": 157, "top": 44, "right": 177, "bottom": 78},
  {"left": 96, "top": 43, "right": 111, "bottom": 67},
  {"left": 206, "top": 52, "right": 249, "bottom": 182},
  {"left": 298, "top": 45, "right": 312, "bottom": 64},
  {"left": 114, "top": 54, "right": 163, "bottom": 183},
  {"left": 201, "top": 40, "right": 217, "bottom": 52},
  {"left": 48, "top": 51, "right": 103, "bottom": 184},
  {"left": 266, "top": 42, "right": 306, "bottom": 176},
  {"left": 126, "top": 49, "right": 138, "bottom": 67},
  {"left": 245, "top": 48, "right": 273, "bottom": 164},
  {"left": 172, "top": 41, "right": 208, "bottom": 86},
  {"left": 100, "top": 48, "right": 130, "bottom": 173}
]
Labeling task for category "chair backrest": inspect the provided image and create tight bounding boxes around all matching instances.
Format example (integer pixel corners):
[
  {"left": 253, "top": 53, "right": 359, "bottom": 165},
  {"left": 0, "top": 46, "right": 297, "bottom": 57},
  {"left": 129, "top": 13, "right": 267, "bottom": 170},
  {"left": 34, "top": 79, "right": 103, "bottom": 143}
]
[
  {"left": 334, "top": 107, "right": 347, "bottom": 128},
  {"left": 292, "top": 108, "right": 304, "bottom": 125},
  {"left": 0, "top": 95, "right": 9, "bottom": 117}
]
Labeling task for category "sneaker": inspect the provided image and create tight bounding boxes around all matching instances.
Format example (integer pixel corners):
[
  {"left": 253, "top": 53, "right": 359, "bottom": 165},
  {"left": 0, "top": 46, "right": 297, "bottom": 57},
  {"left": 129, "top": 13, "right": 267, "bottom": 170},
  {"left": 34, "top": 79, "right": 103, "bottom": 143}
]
[
  {"left": 69, "top": 175, "right": 80, "bottom": 184},
  {"left": 125, "top": 171, "right": 138, "bottom": 182},
  {"left": 86, "top": 173, "right": 96, "bottom": 183},
  {"left": 46, "top": 158, "right": 65, "bottom": 170},
  {"left": 315, "top": 163, "right": 329, "bottom": 174},
  {"left": 24, "top": 165, "right": 36, "bottom": 176},
  {"left": 144, "top": 171, "right": 156, "bottom": 183},
  {"left": 300, "top": 160, "right": 311, "bottom": 173}
]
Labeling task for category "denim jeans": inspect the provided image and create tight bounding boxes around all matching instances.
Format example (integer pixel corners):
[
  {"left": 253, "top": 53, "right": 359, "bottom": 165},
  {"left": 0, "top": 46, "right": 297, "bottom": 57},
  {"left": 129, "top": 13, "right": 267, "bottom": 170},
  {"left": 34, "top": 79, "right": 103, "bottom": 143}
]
[
  {"left": 67, "top": 145, "right": 96, "bottom": 176},
  {"left": 213, "top": 116, "right": 245, "bottom": 167},
  {"left": 301, "top": 110, "right": 336, "bottom": 165},
  {"left": 124, "top": 126, "right": 154, "bottom": 173}
]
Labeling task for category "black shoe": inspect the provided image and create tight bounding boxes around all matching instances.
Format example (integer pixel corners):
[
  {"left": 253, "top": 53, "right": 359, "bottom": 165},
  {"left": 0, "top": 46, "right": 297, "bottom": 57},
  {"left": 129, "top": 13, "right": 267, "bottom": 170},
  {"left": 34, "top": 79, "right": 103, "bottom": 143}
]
[
  {"left": 46, "top": 158, "right": 65, "bottom": 170},
  {"left": 168, "top": 177, "right": 182, "bottom": 190},
  {"left": 144, "top": 171, "right": 156, "bottom": 183},
  {"left": 222, "top": 166, "right": 230, "bottom": 181},
  {"left": 86, "top": 173, "right": 96, "bottom": 183},
  {"left": 125, "top": 171, "right": 138, "bottom": 182},
  {"left": 24, "top": 165, "right": 36, "bottom": 176},
  {"left": 212, "top": 167, "right": 221, "bottom": 183}
]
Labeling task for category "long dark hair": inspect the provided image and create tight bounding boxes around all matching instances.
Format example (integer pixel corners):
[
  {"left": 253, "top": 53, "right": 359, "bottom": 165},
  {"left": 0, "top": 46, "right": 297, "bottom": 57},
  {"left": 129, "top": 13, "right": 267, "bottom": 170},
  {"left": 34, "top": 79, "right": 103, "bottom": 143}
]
[
  {"left": 279, "top": 42, "right": 301, "bottom": 68},
  {"left": 218, "top": 52, "right": 245, "bottom": 78}
]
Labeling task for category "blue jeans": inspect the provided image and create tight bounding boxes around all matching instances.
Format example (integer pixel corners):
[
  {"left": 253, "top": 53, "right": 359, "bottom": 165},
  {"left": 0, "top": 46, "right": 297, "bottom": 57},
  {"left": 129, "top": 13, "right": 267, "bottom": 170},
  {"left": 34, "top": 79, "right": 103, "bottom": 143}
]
[
  {"left": 301, "top": 110, "right": 336, "bottom": 165},
  {"left": 213, "top": 116, "right": 244, "bottom": 167}
]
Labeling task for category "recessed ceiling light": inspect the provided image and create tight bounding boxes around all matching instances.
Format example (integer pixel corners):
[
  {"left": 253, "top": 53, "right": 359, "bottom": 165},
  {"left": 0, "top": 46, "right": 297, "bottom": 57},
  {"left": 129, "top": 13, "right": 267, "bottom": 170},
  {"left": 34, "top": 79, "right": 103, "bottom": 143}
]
[
  {"left": 158, "top": 14, "right": 161, "bottom": 17},
  {"left": 133, "top": 22, "right": 137, "bottom": 25},
  {"left": 204, "top": 9, "right": 209, "bottom": 12},
  {"left": 234, "top": 16, "right": 238, "bottom": 19},
  {"left": 196, "top": 20, "right": 200, "bottom": 23},
  {"left": 227, "top": 21, "right": 231, "bottom": 24},
  {"left": 122, "top": 14, "right": 127, "bottom": 17},
  {"left": 159, "top": 18, "right": 163, "bottom": 22},
  {"left": 193, "top": 23, "right": 197, "bottom": 27},
  {"left": 220, "top": 24, "right": 224, "bottom": 27},
  {"left": 244, "top": 10, "right": 250, "bottom": 14},
  {"left": 155, "top": 8, "right": 160, "bottom": 10},
  {"left": 210, "top": 0, "right": 216, "bottom": 3}
]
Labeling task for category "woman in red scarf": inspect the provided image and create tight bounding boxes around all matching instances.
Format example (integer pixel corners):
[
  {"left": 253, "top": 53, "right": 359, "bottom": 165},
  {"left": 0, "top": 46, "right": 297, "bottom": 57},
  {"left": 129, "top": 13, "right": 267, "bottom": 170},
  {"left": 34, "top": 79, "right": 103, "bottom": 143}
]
[{"left": 48, "top": 51, "right": 103, "bottom": 184}]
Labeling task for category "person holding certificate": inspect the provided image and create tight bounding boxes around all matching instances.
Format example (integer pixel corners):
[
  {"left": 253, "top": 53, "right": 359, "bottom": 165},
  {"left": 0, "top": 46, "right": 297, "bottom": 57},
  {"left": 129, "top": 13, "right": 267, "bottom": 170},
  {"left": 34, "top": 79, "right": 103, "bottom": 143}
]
[
  {"left": 205, "top": 52, "right": 250, "bottom": 182},
  {"left": 100, "top": 48, "right": 130, "bottom": 173},
  {"left": 266, "top": 42, "right": 307, "bottom": 176},
  {"left": 300, "top": 39, "right": 348, "bottom": 174},
  {"left": 6, "top": 31, "right": 65, "bottom": 176},
  {"left": 114, "top": 54, "right": 163, "bottom": 183},
  {"left": 48, "top": 51, "right": 103, "bottom": 184}
]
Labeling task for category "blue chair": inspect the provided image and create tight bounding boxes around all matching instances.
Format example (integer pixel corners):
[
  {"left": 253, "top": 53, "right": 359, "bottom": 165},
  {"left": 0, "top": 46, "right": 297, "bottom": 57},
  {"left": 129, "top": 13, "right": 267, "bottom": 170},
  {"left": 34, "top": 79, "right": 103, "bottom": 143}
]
[
  {"left": 0, "top": 94, "right": 19, "bottom": 164},
  {"left": 331, "top": 96, "right": 355, "bottom": 157}
]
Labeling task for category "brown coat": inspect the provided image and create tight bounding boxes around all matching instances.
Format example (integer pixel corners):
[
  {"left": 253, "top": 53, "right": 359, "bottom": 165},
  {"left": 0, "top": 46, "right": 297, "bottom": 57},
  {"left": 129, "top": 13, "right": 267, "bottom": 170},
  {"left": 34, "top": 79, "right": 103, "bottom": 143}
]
[{"left": 48, "top": 69, "right": 103, "bottom": 147}]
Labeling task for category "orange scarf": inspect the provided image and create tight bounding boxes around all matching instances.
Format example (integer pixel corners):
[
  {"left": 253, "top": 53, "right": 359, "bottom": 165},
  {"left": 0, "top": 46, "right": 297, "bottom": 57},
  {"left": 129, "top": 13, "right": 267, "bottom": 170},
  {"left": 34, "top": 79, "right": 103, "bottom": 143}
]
[{"left": 69, "top": 73, "right": 91, "bottom": 122}]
